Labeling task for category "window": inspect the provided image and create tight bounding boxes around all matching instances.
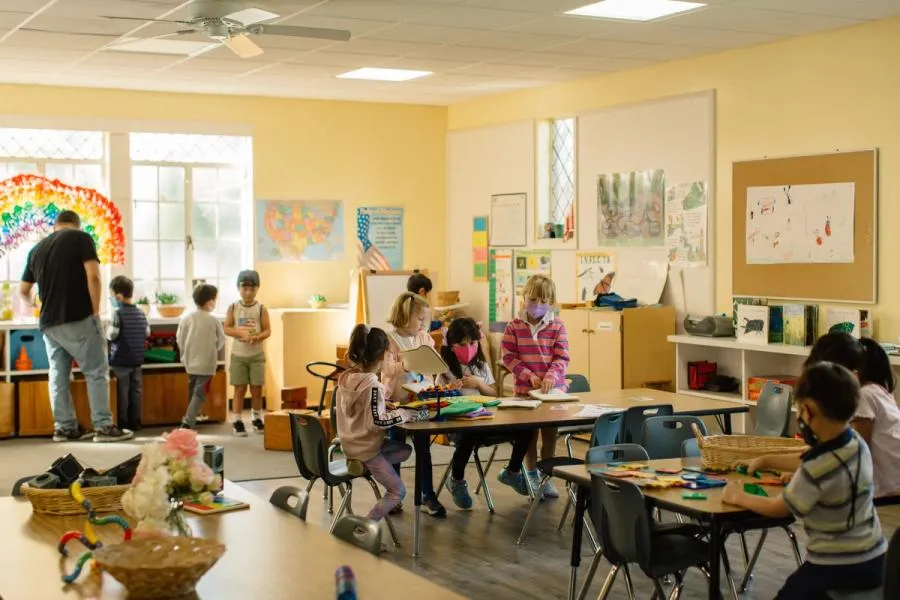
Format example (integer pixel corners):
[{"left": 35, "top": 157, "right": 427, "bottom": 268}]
[
  {"left": 130, "top": 133, "right": 252, "bottom": 309},
  {"left": 536, "top": 118, "right": 576, "bottom": 241},
  {"left": 0, "top": 129, "right": 105, "bottom": 286}
]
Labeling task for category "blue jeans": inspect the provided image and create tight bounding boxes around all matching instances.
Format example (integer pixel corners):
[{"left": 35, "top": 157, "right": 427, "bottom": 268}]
[{"left": 42, "top": 316, "right": 113, "bottom": 431}]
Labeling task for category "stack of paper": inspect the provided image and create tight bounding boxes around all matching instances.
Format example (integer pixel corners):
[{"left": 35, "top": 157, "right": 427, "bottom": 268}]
[
  {"left": 529, "top": 389, "right": 579, "bottom": 402},
  {"left": 498, "top": 399, "right": 542, "bottom": 409},
  {"left": 574, "top": 405, "right": 624, "bottom": 418}
]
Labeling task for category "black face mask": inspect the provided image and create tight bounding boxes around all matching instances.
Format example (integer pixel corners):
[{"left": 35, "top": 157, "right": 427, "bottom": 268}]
[{"left": 797, "top": 416, "right": 819, "bottom": 446}]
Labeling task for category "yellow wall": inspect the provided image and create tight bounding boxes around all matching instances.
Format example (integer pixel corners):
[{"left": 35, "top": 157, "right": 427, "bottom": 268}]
[
  {"left": 0, "top": 84, "right": 447, "bottom": 307},
  {"left": 449, "top": 17, "right": 900, "bottom": 339}
]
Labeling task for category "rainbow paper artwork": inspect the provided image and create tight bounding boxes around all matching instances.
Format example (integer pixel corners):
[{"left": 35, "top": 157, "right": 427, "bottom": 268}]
[{"left": 0, "top": 175, "right": 125, "bottom": 264}]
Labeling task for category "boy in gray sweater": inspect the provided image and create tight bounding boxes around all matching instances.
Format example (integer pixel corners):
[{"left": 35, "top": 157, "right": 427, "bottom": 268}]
[{"left": 177, "top": 283, "right": 225, "bottom": 429}]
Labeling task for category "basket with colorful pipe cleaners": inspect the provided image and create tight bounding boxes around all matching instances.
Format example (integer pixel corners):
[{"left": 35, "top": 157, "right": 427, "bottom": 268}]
[{"left": 58, "top": 480, "right": 132, "bottom": 584}]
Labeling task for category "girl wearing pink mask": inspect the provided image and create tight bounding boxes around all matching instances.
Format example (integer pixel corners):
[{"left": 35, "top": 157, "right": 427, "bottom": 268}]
[
  {"left": 501, "top": 274, "right": 570, "bottom": 499},
  {"left": 439, "top": 318, "right": 533, "bottom": 509}
]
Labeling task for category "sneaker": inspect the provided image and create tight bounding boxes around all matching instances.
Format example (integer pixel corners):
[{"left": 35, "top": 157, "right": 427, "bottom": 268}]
[
  {"left": 497, "top": 468, "right": 530, "bottom": 496},
  {"left": 232, "top": 420, "right": 248, "bottom": 437},
  {"left": 525, "top": 469, "right": 543, "bottom": 499},
  {"left": 179, "top": 422, "right": 194, "bottom": 430},
  {"left": 251, "top": 418, "right": 265, "bottom": 433},
  {"left": 346, "top": 459, "right": 366, "bottom": 476},
  {"left": 196, "top": 414, "right": 210, "bottom": 423},
  {"left": 388, "top": 502, "right": 403, "bottom": 515},
  {"left": 421, "top": 494, "right": 447, "bottom": 518},
  {"left": 52, "top": 427, "right": 93, "bottom": 442},
  {"left": 93, "top": 426, "right": 134, "bottom": 443},
  {"left": 446, "top": 478, "right": 473, "bottom": 510},
  {"left": 541, "top": 474, "right": 560, "bottom": 499}
]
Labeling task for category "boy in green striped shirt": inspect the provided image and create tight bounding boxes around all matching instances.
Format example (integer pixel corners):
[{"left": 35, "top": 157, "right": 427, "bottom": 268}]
[{"left": 723, "top": 361, "right": 886, "bottom": 599}]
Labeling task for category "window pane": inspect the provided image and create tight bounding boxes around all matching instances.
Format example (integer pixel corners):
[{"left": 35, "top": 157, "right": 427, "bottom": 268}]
[
  {"left": 9, "top": 162, "right": 38, "bottom": 175},
  {"left": 132, "top": 166, "right": 157, "bottom": 201},
  {"left": 218, "top": 203, "right": 241, "bottom": 240},
  {"left": 9, "top": 243, "right": 31, "bottom": 281},
  {"left": 192, "top": 241, "right": 217, "bottom": 279},
  {"left": 192, "top": 203, "right": 216, "bottom": 239},
  {"left": 159, "top": 241, "right": 185, "bottom": 279},
  {"left": 159, "top": 166, "right": 184, "bottom": 202},
  {"left": 132, "top": 202, "right": 158, "bottom": 240},
  {"left": 192, "top": 167, "right": 217, "bottom": 202},
  {"left": 133, "top": 241, "right": 158, "bottom": 281},
  {"left": 159, "top": 203, "right": 184, "bottom": 240},
  {"left": 217, "top": 280, "right": 238, "bottom": 310},
  {"left": 45, "top": 163, "right": 73, "bottom": 183},
  {"left": 217, "top": 242, "right": 242, "bottom": 278},
  {"left": 130, "top": 132, "right": 250, "bottom": 164},
  {"left": 133, "top": 279, "right": 155, "bottom": 302},
  {"left": 73, "top": 164, "right": 103, "bottom": 192},
  {"left": 0, "top": 129, "right": 103, "bottom": 160}
]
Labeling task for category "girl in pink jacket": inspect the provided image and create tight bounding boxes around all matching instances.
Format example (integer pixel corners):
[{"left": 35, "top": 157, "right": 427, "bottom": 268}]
[{"left": 336, "top": 324, "right": 427, "bottom": 521}]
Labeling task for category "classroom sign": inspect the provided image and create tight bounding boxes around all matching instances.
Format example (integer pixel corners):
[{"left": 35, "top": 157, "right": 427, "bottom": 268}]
[
  {"left": 255, "top": 199, "right": 344, "bottom": 262},
  {"left": 357, "top": 207, "right": 403, "bottom": 270}
]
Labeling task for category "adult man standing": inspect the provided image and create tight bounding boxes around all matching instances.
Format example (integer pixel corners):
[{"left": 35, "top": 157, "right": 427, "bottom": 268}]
[{"left": 20, "top": 210, "right": 133, "bottom": 443}]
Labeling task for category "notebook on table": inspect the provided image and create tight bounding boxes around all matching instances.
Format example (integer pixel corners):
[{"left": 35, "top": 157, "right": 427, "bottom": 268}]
[
  {"left": 183, "top": 496, "right": 250, "bottom": 515},
  {"left": 528, "top": 389, "right": 579, "bottom": 402},
  {"left": 498, "top": 399, "right": 541, "bottom": 409}
]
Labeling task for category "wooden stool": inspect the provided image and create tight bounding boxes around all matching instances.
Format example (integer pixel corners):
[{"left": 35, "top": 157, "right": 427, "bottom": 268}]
[{"left": 281, "top": 387, "right": 308, "bottom": 410}]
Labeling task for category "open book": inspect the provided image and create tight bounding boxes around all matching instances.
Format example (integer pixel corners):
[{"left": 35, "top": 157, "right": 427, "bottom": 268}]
[
  {"left": 399, "top": 345, "right": 449, "bottom": 376},
  {"left": 528, "top": 389, "right": 579, "bottom": 402}
]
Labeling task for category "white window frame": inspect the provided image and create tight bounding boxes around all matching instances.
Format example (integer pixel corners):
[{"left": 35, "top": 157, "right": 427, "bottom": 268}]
[{"left": 534, "top": 117, "right": 578, "bottom": 248}]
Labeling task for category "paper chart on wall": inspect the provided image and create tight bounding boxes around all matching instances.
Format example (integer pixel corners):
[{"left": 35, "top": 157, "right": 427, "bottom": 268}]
[
  {"left": 489, "top": 193, "right": 527, "bottom": 247},
  {"left": 596, "top": 169, "right": 665, "bottom": 247},
  {"left": 665, "top": 182, "right": 708, "bottom": 267},
  {"left": 514, "top": 250, "right": 552, "bottom": 308},
  {"left": 746, "top": 183, "right": 854, "bottom": 264},
  {"left": 472, "top": 216, "right": 488, "bottom": 282},
  {"left": 357, "top": 207, "right": 403, "bottom": 270},
  {"left": 488, "top": 248, "right": 514, "bottom": 323},
  {"left": 575, "top": 252, "right": 616, "bottom": 303}
]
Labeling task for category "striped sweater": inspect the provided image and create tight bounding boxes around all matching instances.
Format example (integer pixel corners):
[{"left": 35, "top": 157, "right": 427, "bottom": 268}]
[{"left": 501, "top": 313, "right": 570, "bottom": 396}]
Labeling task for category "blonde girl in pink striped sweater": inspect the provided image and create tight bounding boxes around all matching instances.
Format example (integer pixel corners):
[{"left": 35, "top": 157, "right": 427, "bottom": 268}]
[{"left": 501, "top": 275, "right": 570, "bottom": 499}]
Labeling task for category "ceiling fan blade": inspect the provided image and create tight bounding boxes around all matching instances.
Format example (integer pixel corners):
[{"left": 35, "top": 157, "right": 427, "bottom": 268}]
[
  {"left": 225, "top": 7, "right": 279, "bottom": 26},
  {"left": 255, "top": 24, "right": 350, "bottom": 42},
  {"left": 147, "top": 29, "right": 200, "bottom": 40},
  {"left": 224, "top": 34, "right": 264, "bottom": 58},
  {"left": 101, "top": 15, "right": 192, "bottom": 25}
]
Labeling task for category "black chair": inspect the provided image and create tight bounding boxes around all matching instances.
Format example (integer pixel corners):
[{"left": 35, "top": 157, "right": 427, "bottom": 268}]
[
  {"left": 641, "top": 416, "right": 707, "bottom": 460},
  {"left": 305, "top": 361, "right": 344, "bottom": 415},
  {"left": 558, "top": 373, "right": 593, "bottom": 458},
  {"left": 681, "top": 438, "right": 700, "bottom": 458},
  {"left": 288, "top": 413, "right": 400, "bottom": 546},
  {"left": 589, "top": 474, "right": 711, "bottom": 599},
  {"left": 620, "top": 404, "right": 674, "bottom": 444},
  {"left": 269, "top": 485, "right": 310, "bottom": 521}
]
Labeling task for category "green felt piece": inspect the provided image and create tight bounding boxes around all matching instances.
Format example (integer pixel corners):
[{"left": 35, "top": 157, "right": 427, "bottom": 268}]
[
  {"left": 743, "top": 483, "right": 769, "bottom": 497},
  {"left": 438, "top": 401, "right": 483, "bottom": 416}
]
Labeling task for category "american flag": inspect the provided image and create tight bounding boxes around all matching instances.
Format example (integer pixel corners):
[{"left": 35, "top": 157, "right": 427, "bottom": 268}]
[{"left": 357, "top": 211, "right": 390, "bottom": 270}]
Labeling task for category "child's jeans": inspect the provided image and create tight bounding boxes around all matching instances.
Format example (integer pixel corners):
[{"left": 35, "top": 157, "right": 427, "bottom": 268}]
[
  {"left": 775, "top": 555, "right": 884, "bottom": 600},
  {"left": 182, "top": 375, "right": 211, "bottom": 427},
  {"left": 363, "top": 440, "right": 412, "bottom": 521},
  {"left": 451, "top": 430, "right": 532, "bottom": 480},
  {"left": 112, "top": 366, "right": 142, "bottom": 431}
]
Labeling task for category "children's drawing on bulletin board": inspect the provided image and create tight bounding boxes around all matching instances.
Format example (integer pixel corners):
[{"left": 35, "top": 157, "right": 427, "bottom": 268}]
[
  {"left": 576, "top": 252, "right": 616, "bottom": 303},
  {"left": 472, "top": 216, "right": 488, "bottom": 282},
  {"left": 514, "top": 250, "right": 551, "bottom": 306},
  {"left": 489, "top": 248, "right": 514, "bottom": 323},
  {"left": 357, "top": 207, "right": 403, "bottom": 270},
  {"left": 665, "top": 182, "right": 708, "bottom": 267},
  {"left": 597, "top": 169, "right": 665, "bottom": 247},
  {"left": 746, "top": 182, "right": 854, "bottom": 264},
  {"left": 256, "top": 199, "right": 344, "bottom": 262}
]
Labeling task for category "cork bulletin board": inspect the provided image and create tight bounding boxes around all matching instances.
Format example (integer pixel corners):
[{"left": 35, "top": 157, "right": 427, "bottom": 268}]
[{"left": 732, "top": 150, "right": 877, "bottom": 303}]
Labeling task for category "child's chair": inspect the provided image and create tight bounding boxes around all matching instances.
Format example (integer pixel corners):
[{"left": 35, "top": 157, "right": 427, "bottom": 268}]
[
  {"left": 269, "top": 485, "right": 309, "bottom": 521},
  {"left": 304, "top": 361, "right": 344, "bottom": 415},
  {"left": 640, "top": 416, "right": 707, "bottom": 460},
  {"left": 331, "top": 515, "right": 383, "bottom": 557}
]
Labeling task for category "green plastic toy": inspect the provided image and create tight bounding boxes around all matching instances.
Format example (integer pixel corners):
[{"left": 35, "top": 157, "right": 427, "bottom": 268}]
[{"left": 743, "top": 483, "right": 769, "bottom": 497}]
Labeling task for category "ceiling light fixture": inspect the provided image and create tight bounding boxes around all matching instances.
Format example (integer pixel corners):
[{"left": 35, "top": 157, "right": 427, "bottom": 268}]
[
  {"left": 106, "top": 38, "right": 219, "bottom": 56},
  {"left": 337, "top": 67, "right": 432, "bottom": 82},
  {"left": 566, "top": 0, "right": 706, "bottom": 22}
]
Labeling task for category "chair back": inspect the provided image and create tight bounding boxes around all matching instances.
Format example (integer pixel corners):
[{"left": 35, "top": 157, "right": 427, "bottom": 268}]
[
  {"left": 305, "top": 361, "right": 343, "bottom": 382},
  {"left": 681, "top": 438, "right": 700, "bottom": 458},
  {"left": 586, "top": 443, "right": 649, "bottom": 465},
  {"left": 269, "top": 485, "right": 309, "bottom": 521},
  {"left": 588, "top": 412, "right": 623, "bottom": 448},
  {"left": 754, "top": 382, "right": 793, "bottom": 437},
  {"left": 565, "top": 374, "right": 591, "bottom": 393},
  {"left": 289, "top": 413, "right": 330, "bottom": 481},
  {"left": 590, "top": 475, "right": 653, "bottom": 567},
  {"left": 885, "top": 528, "right": 900, "bottom": 600},
  {"left": 332, "top": 515, "right": 383, "bottom": 557},
  {"left": 641, "top": 416, "right": 707, "bottom": 459},
  {"left": 620, "top": 404, "right": 673, "bottom": 444},
  {"left": 330, "top": 388, "right": 339, "bottom": 439}
]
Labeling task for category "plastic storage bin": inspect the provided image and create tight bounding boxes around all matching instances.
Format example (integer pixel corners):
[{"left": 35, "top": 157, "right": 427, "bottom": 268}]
[{"left": 10, "top": 329, "right": 49, "bottom": 371}]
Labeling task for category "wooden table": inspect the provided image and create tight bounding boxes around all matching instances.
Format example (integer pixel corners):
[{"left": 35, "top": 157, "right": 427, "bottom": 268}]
[
  {"left": 398, "top": 389, "right": 749, "bottom": 557},
  {"left": 0, "top": 481, "right": 465, "bottom": 600},
  {"left": 554, "top": 458, "right": 786, "bottom": 600}
]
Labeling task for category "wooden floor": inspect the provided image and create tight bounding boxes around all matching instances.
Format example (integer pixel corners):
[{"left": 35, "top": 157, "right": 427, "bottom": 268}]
[{"left": 238, "top": 447, "right": 900, "bottom": 600}]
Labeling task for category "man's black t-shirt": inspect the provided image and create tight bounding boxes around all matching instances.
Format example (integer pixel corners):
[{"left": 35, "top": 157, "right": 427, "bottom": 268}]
[{"left": 22, "top": 229, "right": 99, "bottom": 329}]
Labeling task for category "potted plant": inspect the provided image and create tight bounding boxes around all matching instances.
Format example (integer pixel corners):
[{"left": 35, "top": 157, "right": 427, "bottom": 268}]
[
  {"left": 309, "top": 294, "right": 327, "bottom": 309},
  {"left": 135, "top": 296, "right": 151, "bottom": 316},
  {"left": 154, "top": 291, "right": 184, "bottom": 318}
]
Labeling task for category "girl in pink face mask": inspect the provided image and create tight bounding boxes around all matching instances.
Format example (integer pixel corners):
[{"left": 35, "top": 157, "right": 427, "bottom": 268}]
[{"left": 439, "top": 318, "right": 533, "bottom": 509}]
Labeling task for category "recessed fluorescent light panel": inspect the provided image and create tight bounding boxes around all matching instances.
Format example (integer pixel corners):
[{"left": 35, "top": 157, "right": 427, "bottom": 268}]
[
  {"left": 337, "top": 68, "right": 432, "bottom": 82},
  {"left": 567, "top": 0, "right": 706, "bottom": 22},
  {"left": 107, "top": 38, "right": 218, "bottom": 56}
]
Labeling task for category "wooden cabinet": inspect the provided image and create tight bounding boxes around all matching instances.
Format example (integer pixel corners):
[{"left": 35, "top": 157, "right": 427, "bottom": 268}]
[
  {"left": 560, "top": 306, "right": 676, "bottom": 392},
  {"left": 140, "top": 370, "right": 227, "bottom": 426},
  {"left": 0, "top": 382, "right": 12, "bottom": 438},
  {"left": 18, "top": 379, "right": 117, "bottom": 436}
]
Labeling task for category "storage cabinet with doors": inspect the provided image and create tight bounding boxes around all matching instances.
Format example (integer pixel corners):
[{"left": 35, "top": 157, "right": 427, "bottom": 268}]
[
  {"left": 141, "top": 369, "right": 227, "bottom": 426},
  {"left": 560, "top": 306, "right": 676, "bottom": 392},
  {"left": 18, "top": 378, "right": 118, "bottom": 436}
]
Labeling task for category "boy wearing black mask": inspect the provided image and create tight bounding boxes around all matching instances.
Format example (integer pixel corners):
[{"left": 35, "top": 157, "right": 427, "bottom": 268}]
[{"left": 723, "top": 362, "right": 886, "bottom": 599}]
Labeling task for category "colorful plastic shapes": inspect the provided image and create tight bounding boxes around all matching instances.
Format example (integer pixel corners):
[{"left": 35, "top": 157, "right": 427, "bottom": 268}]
[{"left": 58, "top": 480, "right": 132, "bottom": 584}]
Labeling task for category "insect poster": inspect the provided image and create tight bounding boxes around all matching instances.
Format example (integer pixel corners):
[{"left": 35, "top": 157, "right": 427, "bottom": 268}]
[
  {"left": 596, "top": 169, "right": 665, "bottom": 247},
  {"left": 745, "top": 183, "right": 854, "bottom": 264},
  {"left": 575, "top": 252, "right": 616, "bottom": 303}
]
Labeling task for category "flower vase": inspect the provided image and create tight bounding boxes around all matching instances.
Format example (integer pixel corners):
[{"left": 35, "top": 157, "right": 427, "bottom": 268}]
[{"left": 167, "top": 501, "right": 192, "bottom": 537}]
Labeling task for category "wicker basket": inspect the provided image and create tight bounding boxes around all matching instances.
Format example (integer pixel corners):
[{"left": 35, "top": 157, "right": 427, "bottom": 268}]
[
  {"left": 94, "top": 537, "right": 225, "bottom": 598},
  {"left": 691, "top": 423, "right": 807, "bottom": 470},
  {"left": 22, "top": 482, "right": 129, "bottom": 516}
]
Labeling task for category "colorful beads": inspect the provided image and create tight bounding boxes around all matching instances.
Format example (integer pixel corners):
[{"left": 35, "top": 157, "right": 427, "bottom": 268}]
[{"left": 0, "top": 175, "right": 125, "bottom": 264}]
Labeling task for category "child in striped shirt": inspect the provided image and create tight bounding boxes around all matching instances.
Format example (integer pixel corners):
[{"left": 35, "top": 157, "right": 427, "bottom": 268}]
[{"left": 501, "top": 275, "right": 570, "bottom": 498}]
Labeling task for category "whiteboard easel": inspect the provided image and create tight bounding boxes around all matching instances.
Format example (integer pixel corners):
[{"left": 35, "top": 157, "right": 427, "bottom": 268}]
[{"left": 353, "top": 269, "right": 425, "bottom": 332}]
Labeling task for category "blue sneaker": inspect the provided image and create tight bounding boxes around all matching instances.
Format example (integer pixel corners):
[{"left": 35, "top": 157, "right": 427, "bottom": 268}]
[
  {"left": 446, "top": 478, "right": 473, "bottom": 510},
  {"left": 497, "top": 468, "right": 529, "bottom": 496}
]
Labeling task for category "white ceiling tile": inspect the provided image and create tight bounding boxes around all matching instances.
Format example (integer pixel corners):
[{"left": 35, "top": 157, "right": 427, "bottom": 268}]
[
  {"left": 408, "top": 6, "right": 540, "bottom": 30},
  {"left": 387, "top": 56, "right": 475, "bottom": 72},
  {"left": 454, "top": 62, "right": 564, "bottom": 78},
  {"left": 462, "top": 31, "right": 576, "bottom": 51},
  {"left": 496, "top": 51, "right": 583, "bottom": 67},
  {"left": 243, "top": 62, "right": 345, "bottom": 79},
  {"left": 332, "top": 38, "right": 438, "bottom": 56},
  {"left": 5, "top": 30, "right": 112, "bottom": 50},
  {"left": 85, "top": 51, "right": 183, "bottom": 68},
  {"left": 277, "top": 15, "right": 395, "bottom": 36},
  {"left": 462, "top": 0, "right": 588, "bottom": 14},
  {"left": 542, "top": 38, "right": 664, "bottom": 57},
  {"left": 25, "top": 16, "right": 135, "bottom": 36},
  {"left": 683, "top": 29, "right": 783, "bottom": 49},
  {"left": 562, "top": 56, "right": 661, "bottom": 71},
  {"left": 626, "top": 44, "right": 716, "bottom": 61},
  {"left": 0, "top": 10, "right": 30, "bottom": 29},
  {"left": 732, "top": 0, "right": 900, "bottom": 20},
  {"left": 668, "top": 5, "right": 862, "bottom": 35},
  {"left": 305, "top": 0, "right": 439, "bottom": 22},
  {"left": 365, "top": 23, "right": 483, "bottom": 44},
  {"left": 43, "top": 1, "right": 179, "bottom": 19},
  {"left": 166, "top": 57, "right": 259, "bottom": 73},
  {"left": 409, "top": 44, "right": 515, "bottom": 62},
  {"left": 289, "top": 51, "right": 382, "bottom": 68},
  {"left": 0, "top": 44, "right": 85, "bottom": 61},
  {"left": 509, "top": 15, "right": 621, "bottom": 37}
]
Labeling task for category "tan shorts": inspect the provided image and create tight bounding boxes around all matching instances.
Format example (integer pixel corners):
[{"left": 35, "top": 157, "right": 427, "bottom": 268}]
[{"left": 229, "top": 353, "right": 265, "bottom": 386}]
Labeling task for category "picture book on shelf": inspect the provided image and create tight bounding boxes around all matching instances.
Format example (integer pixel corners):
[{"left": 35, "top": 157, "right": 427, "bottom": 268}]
[
  {"left": 768, "top": 306, "right": 783, "bottom": 344},
  {"left": 782, "top": 304, "right": 817, "bottom": 346},
  {"left": 732, "top": 296, "right": 768, "bottom": 332},
  {"left": 826, "top": 308, "right": 871, "bottom": 339},
  {"left": 184, "top": 496, "right": 250, "bottom": 515},
  {"left": 736, "top": 304, "right": 769, "bottom": 345}
]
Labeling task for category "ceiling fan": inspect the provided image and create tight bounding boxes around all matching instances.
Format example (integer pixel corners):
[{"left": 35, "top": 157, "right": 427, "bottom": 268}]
[{"left": 98, "top": 3, "right": 351, "bottom": 58}]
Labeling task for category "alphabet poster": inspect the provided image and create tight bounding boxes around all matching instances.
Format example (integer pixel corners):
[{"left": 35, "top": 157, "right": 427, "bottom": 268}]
[{"left": 746, "top": 183, "right": 854, "bottom": 264}]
